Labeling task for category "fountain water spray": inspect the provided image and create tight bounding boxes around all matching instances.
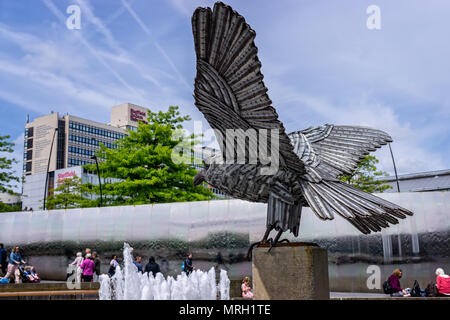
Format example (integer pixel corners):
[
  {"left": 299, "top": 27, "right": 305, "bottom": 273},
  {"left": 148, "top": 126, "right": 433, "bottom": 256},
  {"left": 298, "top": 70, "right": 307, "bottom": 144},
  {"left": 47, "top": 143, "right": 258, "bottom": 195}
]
[{"left": 99, "top": 243, "right": 230, "bottom": 300}]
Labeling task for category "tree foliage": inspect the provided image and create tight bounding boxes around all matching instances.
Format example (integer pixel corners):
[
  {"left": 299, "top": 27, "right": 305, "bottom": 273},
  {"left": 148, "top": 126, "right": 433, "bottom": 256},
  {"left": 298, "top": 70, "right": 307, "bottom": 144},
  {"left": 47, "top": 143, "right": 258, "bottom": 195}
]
[
  {"left": 0, "top": 201, "right": 21, "bottom": 212},
  {"left": 46, "top": 175, "right": 96, "bottom": 210},
  {"left": 84, "top": 106, "right": 214, "bottom": 205},
  {"left": 339, "top": 155, "right": 393, "bottom": 193},
  {"left": 0, "top": 135, "right": 19, "bottom": 195}
]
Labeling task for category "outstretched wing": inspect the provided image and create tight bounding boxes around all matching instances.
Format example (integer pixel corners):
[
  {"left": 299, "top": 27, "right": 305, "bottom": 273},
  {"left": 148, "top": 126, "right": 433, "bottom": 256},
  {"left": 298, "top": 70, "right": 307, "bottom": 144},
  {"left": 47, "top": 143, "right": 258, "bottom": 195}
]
[
  {"left": 289, "top": 124, "right": 413, "bottom": 234},
  {"left": 289, "top": 124, "right": 393, "bottom": 180},
  {"left": 192, "top": 2, "right": 305, "bottom": 175}
]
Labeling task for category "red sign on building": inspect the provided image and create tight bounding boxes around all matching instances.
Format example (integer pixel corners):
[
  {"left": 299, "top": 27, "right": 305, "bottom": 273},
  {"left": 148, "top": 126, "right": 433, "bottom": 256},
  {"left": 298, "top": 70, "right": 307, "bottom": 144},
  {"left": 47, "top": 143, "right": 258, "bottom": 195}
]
[{"left": 130, "top": 108, "right": 148, "bottom": 124}]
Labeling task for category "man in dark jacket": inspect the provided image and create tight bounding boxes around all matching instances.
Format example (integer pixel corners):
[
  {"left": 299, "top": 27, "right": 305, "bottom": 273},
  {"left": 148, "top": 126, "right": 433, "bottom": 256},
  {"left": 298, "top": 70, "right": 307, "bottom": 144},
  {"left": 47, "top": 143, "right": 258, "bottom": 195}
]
[
  {"left": 92, "top": 252, "right": 101, "bottom": 282},
  {"left": 0, "top": 244, "right": 7, "bottom": 275},
  {"left": 144, "top": 256, "right": 161, "bottom": 277},
  {"left": 183, "top": 253, "right": 194, "bottom": 275}
]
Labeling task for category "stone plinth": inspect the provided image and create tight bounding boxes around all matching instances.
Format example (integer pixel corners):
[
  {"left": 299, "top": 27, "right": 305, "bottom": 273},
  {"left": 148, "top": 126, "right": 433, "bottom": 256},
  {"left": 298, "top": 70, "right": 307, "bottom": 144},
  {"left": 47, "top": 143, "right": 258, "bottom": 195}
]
[{"left": 252, "top": 243, "right": 330, "bottom": 300}]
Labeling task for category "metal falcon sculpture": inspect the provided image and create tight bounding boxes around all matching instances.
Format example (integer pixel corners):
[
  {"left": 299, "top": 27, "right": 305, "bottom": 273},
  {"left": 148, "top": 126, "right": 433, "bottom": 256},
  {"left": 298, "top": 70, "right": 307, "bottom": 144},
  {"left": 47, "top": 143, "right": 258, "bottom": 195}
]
[{"left": 192, "top": 2, "right": 413, "bottom": 250}]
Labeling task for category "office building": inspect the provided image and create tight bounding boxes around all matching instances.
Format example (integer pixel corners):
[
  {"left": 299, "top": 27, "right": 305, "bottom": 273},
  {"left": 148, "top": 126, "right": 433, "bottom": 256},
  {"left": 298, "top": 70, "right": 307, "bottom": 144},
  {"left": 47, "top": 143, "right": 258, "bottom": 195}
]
[
  {"left": 22, "top": 103, "right": 145, "bottom": 209},
  {"left": 23, "top": 108, "right": 130, "bottom": 176}
]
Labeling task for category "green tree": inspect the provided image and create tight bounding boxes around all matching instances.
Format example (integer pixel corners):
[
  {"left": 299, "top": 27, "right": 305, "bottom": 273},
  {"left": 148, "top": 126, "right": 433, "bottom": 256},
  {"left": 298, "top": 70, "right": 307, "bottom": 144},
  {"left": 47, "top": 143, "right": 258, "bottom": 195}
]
[
  {"left": 46, "top": 175, "right": 96, "bottom": 209},
  {"left": 0, "top": 202, "right": 21, "bottom": 212},
  {"left": 0, "top": 135, "right": 19, "bottom": 194},
  {"left": 85, "top": 106, "right": 213, "bottom": 205},
  {"left": 339, "top": 155, "right": 393, "bottom": 193},
  {"left": 0, "top": 135, "right": 20, "bottom": 212}
]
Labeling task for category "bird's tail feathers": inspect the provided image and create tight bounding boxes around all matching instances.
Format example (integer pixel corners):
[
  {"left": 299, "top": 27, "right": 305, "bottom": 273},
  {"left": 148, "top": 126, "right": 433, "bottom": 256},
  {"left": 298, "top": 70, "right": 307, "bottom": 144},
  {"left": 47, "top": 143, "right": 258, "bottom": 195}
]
[{"left": 300, "top": 180, "right": 413, "bottom": 234}]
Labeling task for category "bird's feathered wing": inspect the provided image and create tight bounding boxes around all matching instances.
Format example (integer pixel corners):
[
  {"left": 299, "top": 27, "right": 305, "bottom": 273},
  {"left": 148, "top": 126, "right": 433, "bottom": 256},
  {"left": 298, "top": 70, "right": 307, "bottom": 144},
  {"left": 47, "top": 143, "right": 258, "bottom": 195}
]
[
  {"left": 289, "top": 124, "right": 393, "bottom": 180},
  {"left": 289, "top": 124, "right": 413, "bottom": 234},
  {"left": 192, "top": 2, "right": 305, "bottom": 175}
]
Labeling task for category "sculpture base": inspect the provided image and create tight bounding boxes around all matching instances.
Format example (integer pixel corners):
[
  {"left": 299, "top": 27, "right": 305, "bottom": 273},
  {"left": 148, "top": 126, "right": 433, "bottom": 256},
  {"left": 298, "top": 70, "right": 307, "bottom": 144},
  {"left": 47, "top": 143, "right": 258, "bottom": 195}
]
[{"left": 252, "top": 243, "right": 330, "bottom": 300}]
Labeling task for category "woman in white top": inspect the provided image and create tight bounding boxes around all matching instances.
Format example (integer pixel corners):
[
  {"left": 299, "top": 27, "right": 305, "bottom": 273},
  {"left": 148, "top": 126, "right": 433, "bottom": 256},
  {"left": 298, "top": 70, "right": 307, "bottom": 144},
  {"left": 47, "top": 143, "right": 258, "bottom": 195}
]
[{"left": 70, "top": 252, "right": 84, "bottom": 283}]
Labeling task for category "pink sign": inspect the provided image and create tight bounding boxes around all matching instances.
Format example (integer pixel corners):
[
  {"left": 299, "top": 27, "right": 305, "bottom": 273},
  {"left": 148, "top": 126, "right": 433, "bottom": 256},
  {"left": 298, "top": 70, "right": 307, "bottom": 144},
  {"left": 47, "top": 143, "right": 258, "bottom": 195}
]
[
  {"left": 57, "top": 171, "right": 76, "bottom": 184},
  {"left": 130, "top": 108, "right": 148, "bottom": 124}
]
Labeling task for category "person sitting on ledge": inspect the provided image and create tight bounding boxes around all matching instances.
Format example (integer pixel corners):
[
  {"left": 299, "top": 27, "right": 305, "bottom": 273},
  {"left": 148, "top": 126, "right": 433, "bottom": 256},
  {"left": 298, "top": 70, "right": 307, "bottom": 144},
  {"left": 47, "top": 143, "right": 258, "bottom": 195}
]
[
  {"left": 241, "top": 276, "right": 254, "bottom": 299},
  {"left": 435, "top": 268, "right": 450, "bottom": 296},
  {"left": 388, "top": 269, "right": 410, "bottom": 297}
]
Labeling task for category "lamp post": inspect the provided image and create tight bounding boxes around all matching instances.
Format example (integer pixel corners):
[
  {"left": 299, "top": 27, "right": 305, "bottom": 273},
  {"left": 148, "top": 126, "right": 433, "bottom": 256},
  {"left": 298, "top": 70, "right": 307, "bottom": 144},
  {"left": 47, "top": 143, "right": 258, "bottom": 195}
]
[
  {"left": 43, "top": 128, "right": 58, "bottom": 210},
  {"left": 90, "top": 155, "right": 103, "bottom": 207},
  {"left": 388, "top": 143, "right": 401, "bottom": 193}
]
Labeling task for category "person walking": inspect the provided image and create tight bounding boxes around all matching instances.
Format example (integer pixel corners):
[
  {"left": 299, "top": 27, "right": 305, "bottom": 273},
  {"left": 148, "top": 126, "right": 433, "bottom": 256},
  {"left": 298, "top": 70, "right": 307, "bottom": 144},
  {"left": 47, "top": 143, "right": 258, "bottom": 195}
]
[
  {"left": 435, "top": 268, "right": 450, "bottom": 296},
  {"left": 144, "top": 256, "right": 161, "bottom": 277},
  {"left": 1, "top": 246, "right": 26, "bottom": 283},
  {"left": 92, "top": 252, "right": 101, "bottom": 282},
  {"left": 388, "top": 269, "right": 410, "bottom": 297},
  {"left": 183, "top": 253, "right": 194, "bottom": 275},
  {"left": 79, "top": 253, "right": 95, "bottom": 282},
  {"left": 0, "top": 244, "right": 7, "bottom": 276}
]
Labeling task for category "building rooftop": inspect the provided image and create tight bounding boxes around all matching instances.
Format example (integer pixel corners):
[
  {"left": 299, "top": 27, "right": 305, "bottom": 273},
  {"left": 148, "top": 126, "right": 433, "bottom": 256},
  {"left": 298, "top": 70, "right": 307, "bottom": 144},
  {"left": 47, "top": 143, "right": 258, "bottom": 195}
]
[{"left": 376, "top": 169, "right": 450, "bottom": 192}]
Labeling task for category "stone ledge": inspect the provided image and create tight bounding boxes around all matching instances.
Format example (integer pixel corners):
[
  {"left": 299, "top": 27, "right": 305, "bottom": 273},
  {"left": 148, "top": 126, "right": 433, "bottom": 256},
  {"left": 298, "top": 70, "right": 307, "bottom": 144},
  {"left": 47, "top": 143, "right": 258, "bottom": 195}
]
[
  {"left": 0, "top": 282, "right": 100, "bottom": 292},
  {"left": 0, "top": 290, "right": 98, "bottom": 297}
]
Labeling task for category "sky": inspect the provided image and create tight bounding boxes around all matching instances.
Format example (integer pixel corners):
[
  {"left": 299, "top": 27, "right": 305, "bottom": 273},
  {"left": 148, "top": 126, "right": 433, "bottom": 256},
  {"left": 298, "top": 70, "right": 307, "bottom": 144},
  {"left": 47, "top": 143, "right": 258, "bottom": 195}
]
[{"left": 0, "top": 0, "right": 449, "bottom": 192}]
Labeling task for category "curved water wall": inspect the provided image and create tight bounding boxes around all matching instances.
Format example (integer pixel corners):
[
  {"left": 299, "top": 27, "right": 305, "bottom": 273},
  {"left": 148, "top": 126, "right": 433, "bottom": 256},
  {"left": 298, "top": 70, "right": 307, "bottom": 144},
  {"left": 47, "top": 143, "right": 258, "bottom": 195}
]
[{"left": 0, "top": 192, "right": 449, "bottom": 293}]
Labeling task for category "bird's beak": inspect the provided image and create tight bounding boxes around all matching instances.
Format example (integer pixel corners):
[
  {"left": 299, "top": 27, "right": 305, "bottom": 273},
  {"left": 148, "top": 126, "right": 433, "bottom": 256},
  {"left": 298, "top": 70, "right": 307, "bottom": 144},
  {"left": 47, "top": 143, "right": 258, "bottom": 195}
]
[{"left": 193, "top": 170, "right": 206, "bottom": 187}]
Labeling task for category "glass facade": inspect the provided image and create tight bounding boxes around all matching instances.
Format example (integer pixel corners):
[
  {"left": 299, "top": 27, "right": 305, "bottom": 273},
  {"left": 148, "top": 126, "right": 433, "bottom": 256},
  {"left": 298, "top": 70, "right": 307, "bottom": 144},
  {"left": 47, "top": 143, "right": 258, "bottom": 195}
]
[
  {"left": 67, "top": 120, "right": 125, "bottom": 168},
  {"left": 68, "top": 121, "right": 125, "bottom": 140}
]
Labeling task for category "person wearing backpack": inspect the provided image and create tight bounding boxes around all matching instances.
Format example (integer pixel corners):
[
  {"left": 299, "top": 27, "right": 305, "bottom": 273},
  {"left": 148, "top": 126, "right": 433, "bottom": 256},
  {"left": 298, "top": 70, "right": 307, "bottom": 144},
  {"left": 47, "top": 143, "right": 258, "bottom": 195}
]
[
  {"left": 183, "top": 253, "right": 194, "bottom": 275},
  {"left": 388, "top": 269, "right": 410, "bottom": 297}
]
